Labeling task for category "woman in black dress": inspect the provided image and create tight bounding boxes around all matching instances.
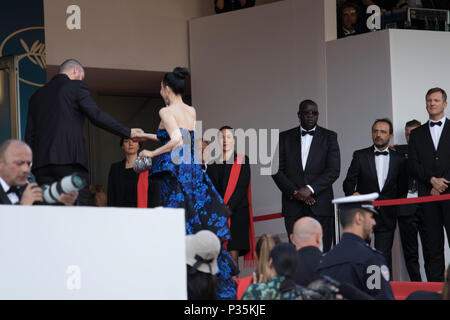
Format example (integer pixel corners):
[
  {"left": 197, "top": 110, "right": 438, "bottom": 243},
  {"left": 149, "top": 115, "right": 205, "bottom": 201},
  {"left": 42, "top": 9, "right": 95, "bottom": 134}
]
[
  {"left": 107, "top": 138, "right": 141, "bottom": 207},
  {"left": 207, "top": 126, "right": 252, "bottom": 269}
]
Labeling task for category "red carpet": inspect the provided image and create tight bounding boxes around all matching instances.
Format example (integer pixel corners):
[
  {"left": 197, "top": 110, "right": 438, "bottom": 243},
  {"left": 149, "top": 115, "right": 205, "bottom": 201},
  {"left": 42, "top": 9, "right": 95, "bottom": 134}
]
[
  {"left": 234, "top": 278, "right": 444, "bottom": 300},
  {"left": 390, "top": 281, "right": 443, "bottom": 300}
]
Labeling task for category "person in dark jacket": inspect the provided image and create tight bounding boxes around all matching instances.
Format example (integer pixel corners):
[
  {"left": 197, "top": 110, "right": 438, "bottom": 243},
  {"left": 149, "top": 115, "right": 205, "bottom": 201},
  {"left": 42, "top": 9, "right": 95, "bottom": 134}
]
[
  {"left": 108, "top": 138, "right": 141, "bottom": 207},
  {"left": 290, "top": 217, "right": 323, "bottom": 287},
  {"left": 25, "top": 59, "right": 143, "bottom": 205}
]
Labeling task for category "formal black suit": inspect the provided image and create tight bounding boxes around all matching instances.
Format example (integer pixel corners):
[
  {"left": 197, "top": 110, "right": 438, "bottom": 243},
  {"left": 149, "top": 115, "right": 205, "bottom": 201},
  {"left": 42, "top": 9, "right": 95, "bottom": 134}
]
[
  {"left": 408, "top": 119, "right": 450, "bottom": 281},
  {"left": 394, "top": 144, "right": 425, "bottom": 281},
  {"left": 272, "top": 126, "right": 340, "bottom": 252},
  {"left": 0, "top": 182, "right": 24, "bottom": 205},
  {"left": 25, "top": 74, "right": 131, "bottom": 205},
  {"left": 207, "top": 154, "right": 251, "bottom": 255},
  {"left": 293, "top": 246, "right": 323, "bottom": 287},
  {"left": 343, "top": 146, "right": 407, "bottom": 274}
]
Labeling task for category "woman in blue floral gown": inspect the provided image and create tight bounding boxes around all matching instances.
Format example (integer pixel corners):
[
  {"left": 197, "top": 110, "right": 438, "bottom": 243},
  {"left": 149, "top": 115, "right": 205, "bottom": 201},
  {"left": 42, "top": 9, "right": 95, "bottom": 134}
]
[{"left": 138, "top": 67, "right": 237, "bottom": 299}]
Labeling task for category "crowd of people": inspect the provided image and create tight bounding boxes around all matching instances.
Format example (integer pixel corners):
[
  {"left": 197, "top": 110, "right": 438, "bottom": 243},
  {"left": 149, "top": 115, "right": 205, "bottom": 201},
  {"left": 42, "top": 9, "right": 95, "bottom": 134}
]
[
  {"left": 337, "top": 0, "right": 450, "bottom": 39},
  {"left": 1, "top": 58, "right": 449, "bottom": 300}
]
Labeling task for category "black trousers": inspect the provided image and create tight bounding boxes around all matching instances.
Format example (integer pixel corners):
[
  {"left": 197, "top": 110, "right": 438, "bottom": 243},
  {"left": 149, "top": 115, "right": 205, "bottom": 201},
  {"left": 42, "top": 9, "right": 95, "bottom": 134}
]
[
  {"left": 33, "top": 164, "right": 90, "bottom": 206},
  {"left": 372, "top": 206, "right": 396, "bottom": 278},
  {"left": 284, "top": 210, "right": 335, "bottom": 253},
  {"left": 397, "top": 204, "right": 425, "bottom": 282},
  {"left": 420, "top": 200, "right": 450, "bottom": 282},
  {"left": 374, "top": 229, "right": 395, "bottom": 278}
]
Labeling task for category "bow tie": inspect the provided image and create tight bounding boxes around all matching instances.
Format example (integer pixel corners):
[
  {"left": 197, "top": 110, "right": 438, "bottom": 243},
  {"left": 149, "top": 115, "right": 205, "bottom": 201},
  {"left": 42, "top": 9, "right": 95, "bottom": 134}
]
[
  {"left": 301, "top": 130, "right": 315, "bottom": 137},
  {"left": 430, "top": 121, "right": 442, "bottom": 127},
  {"left": 374, "top": 151, "right": 388, "bottom": 156},
  {"left": 6, "top": 186, "right": 20, "bottom": 195}
]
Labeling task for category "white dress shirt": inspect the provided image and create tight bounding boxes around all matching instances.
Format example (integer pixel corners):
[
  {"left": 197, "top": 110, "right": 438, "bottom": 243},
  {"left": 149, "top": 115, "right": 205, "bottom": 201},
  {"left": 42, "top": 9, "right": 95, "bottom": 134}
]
[
  {"left": 374, "top": 146, "right": 390, "bottom": 191},
  {"left": 300, "top": 126, "right": 316, "bottom": 194},
  {"left": 0, "top": 177, "right": 20, "bottom": 204},
  {"left": 429, "top": 115, "right": 446, "bottom": 151}
]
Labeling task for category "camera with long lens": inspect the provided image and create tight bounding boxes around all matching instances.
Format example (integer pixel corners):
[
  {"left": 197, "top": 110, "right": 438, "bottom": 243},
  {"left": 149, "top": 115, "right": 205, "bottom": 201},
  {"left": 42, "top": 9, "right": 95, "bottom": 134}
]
[{"left": 42, "top": 173, "right": 87, "bottom": 204}]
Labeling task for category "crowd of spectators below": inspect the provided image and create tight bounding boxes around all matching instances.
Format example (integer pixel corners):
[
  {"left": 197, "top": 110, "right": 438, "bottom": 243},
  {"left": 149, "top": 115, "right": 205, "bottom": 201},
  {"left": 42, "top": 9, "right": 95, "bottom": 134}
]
[
  {"left": 337, "top": 0, "right": 450, "bottom": 39},
  {"left": 215, "top": 0, "right": 255, "bottom": 14}
]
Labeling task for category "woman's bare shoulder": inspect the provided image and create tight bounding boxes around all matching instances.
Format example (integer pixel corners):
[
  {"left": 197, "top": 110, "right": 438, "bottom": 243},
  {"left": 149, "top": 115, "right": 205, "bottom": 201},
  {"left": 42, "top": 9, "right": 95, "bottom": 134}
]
[{"left": 185, "top": 104, "right": 196, "bottom": 115}]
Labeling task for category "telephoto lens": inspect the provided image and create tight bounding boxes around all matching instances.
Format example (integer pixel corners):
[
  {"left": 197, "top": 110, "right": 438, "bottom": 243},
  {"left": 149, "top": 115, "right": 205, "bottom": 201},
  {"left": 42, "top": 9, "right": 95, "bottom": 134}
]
[
  {"left": 43, "top": 173, "right": 87, "bottom": 204},
  {"left": 133, "top": 156, "right": 152, "bottom": 173}
]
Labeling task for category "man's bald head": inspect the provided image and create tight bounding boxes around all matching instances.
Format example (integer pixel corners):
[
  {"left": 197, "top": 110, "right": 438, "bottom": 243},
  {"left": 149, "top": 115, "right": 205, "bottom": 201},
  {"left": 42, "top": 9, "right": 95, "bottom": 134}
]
[
  {"left": 59, "top": 59, "right": 85, "bottom": 80},
  {"left": 0, "top": 140, "right": 31, "bottom": 160},
  {"left": 0, "top": 140, "right": 32, "bottom": 186},
  {"left": 290, "top": 217, "right": 323, "bottom": 251}
]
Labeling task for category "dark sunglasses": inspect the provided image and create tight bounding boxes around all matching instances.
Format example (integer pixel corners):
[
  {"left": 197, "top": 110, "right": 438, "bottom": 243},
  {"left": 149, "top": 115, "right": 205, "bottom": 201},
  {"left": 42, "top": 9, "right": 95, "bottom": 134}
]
[{"left": 299, "top": 110, "right": 319, "bottom": 116}]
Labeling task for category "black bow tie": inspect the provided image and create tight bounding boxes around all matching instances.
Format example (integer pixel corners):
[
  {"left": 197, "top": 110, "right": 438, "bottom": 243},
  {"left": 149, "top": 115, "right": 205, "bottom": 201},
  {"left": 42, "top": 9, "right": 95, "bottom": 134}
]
[
  {"left": 430, "top": 121, "right": 442, "bottom": 127},
  {"left": 374, "top": 151, "right": 388, "bottom": 156},
  {"left": 301, "top": 130, "right": 315, "bottom": 137},
  {"left": 6, "top": 186, "right": 20, "bottom": 195}
]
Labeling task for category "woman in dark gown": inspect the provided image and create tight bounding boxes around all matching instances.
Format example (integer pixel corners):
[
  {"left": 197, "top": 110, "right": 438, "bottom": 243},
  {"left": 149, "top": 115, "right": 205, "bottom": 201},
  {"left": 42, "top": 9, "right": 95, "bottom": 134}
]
[{"left": 138, "top": 67, "right": 237, "bottom": 299}]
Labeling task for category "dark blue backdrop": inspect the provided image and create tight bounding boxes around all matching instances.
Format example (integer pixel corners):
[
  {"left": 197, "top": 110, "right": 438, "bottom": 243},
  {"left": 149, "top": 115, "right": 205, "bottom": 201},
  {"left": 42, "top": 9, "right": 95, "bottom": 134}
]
[{"left": 0, "top": 0, "right": 45, "bottom": 140}]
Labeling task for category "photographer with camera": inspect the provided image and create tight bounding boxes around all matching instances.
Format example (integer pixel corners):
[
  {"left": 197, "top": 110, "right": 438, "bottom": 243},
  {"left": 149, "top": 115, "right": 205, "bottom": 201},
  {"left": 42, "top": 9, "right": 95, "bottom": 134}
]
[{"left": 0, "top": 140, "right": 78, "bottom": 206}]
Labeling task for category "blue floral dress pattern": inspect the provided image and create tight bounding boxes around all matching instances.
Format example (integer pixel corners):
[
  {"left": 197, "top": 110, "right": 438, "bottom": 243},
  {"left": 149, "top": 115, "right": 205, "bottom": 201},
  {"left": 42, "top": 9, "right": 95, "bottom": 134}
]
[{"left": 151, "top": 128, "right": 237, "bottom": 299}]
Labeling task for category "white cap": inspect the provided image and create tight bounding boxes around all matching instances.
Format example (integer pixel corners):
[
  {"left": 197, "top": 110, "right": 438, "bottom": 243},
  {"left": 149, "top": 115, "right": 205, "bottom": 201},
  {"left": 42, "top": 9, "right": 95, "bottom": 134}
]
[
  {"left": 332, "top": 193, "right": 379, "bottom": 214},
  {"left": 186, "top": 230, "right": 220, "bottom": 275}
]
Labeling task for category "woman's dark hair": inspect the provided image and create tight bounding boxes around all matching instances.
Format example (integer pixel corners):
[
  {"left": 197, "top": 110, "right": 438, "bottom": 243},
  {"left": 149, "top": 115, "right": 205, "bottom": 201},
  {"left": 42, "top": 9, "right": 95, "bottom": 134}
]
[
  {"left": 120, "top": 137, "right": 142, "bottom": 149},
  {"left": 219, "top": 125, "right": 234, "bottom": 139},
  {"left": 163, "top": 67, "right": 190, "bottom": 96},
  {"left": 187, "top": 265, "right": 218, "bottom": 300},
  {"left": 269, "top": 243, "right": 299, "bottom": 293},
  {"left": 219, "top": 125, "right": 233, "bottom": 131}
]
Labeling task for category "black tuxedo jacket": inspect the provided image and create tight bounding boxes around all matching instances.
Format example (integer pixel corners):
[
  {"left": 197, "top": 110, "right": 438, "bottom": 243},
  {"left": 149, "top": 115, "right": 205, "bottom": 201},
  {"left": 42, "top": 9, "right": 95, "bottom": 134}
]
[
  {"left": 272, "top": 126, "right": 340, "bottom": 217},
  {"left": 343, "top": 146, "right": 407, "bottom": 199},
  {"left": 343, "top": 146, "right": 407, "bottom": 230},
  {"left": 25, "top": 74, "right": 131, "bottom": 172},
  {"left": 408, "top": 119, "right": 450, "bottom": 196},
  {"left": 395, "top": 144, "right": 419, "bottom": 217},
  {"left": 0, "top": 183, "right": 24, "bottom": 205}
]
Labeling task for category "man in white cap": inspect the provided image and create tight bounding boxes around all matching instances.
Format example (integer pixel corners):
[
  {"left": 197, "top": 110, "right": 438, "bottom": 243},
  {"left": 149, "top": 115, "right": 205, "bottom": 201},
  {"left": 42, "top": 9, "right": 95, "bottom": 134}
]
[{"left": 314, "top": 193, "right": 394, "bottom": 300}]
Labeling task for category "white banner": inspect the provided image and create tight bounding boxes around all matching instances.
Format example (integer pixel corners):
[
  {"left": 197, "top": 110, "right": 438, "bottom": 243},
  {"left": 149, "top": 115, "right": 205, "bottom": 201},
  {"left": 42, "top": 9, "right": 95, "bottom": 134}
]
[{"left": 0, "top": 205, "right": 186, "bottom": 299}]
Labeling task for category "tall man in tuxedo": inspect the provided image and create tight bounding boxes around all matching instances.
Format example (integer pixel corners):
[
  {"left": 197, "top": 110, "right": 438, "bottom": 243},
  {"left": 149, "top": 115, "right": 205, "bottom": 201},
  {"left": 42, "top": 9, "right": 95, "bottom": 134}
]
[
  {"left": 408, "top": 87, "right": 450, "bottom": 282},
  {"left": 394, "top": 119, "right": 424, "bottom": 281},
  {"left": 343, "top": 118, "right": 407, "bottom": 275},
  {"left": 0, "top": 140, "right": 77, "bottom": 206},
  {"left": 272, "top": 99, "right": 340, "bottom": 252},
  {"left": 25, "top": 59, "right": 143, "bottom": 205}
]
